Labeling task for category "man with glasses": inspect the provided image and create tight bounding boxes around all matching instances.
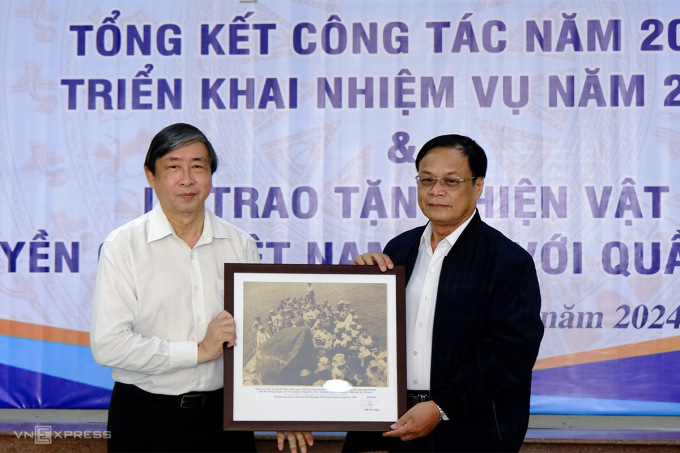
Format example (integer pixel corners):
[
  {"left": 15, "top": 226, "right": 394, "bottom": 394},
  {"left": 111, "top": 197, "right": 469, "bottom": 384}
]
[{"left": 343, "top": 134, "right": 544, "bottom": 452}]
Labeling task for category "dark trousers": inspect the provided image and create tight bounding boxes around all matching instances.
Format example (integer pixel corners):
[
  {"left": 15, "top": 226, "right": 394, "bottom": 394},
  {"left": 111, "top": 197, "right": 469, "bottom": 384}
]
[
  {"left": 343, "top": 430, "right": 435, "bottom": 453},
  {"left": 107, "top": 382, "right": 256, "bottom": 453}
]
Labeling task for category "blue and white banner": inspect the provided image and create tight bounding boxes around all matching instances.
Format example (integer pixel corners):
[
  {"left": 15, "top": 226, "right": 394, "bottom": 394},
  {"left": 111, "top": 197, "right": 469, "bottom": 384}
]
[{"left": 0, "top": 0, "right": 678, "bottom": 414}]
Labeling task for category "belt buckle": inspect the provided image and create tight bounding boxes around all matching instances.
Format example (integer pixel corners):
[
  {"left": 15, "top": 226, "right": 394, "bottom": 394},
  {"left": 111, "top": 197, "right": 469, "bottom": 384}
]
[{"left": 180, "top": 393, "right": 207, "bottom": 409}]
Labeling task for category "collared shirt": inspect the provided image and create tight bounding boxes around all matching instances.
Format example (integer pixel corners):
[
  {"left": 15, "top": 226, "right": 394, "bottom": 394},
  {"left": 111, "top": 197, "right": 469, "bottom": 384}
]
[
  {"left": 405, "top": 211, "right": 475, "bottom": 390},
  {"left": 90, "top": 204, "right": 259, "bottom": 395}
]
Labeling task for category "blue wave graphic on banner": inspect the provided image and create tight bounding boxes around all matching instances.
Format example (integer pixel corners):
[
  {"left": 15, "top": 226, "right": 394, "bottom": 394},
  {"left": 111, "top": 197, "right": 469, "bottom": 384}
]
[
  {"left": 0, "top": 363, "right": 111, "bottom": 408},
  {"left": 531, "top": 395, "right": 680, "bottom": 416},
  {"left": 531, "top": 350, "right": 680, "bottom": 415},
  {"left": 0, "top": 336, "right": 112, "bottom": 390}
]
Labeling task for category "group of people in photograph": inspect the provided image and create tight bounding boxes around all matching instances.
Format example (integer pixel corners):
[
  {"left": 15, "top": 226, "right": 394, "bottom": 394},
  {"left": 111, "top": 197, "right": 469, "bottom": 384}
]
[{"left": 249, "top": 284, "right": 389, "bottom": 388}]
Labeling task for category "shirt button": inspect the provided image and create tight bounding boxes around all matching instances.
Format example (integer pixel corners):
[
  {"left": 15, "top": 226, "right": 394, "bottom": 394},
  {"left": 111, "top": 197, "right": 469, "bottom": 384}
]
[
  {"left": 413, "top": 351, "right": 417, "bottom": 355},
  {"left": 429, "top": 268, "right": 435, "bottom": 273},
  {"left": 413, "top": 380, "right": 418, "bottom": 385},
  {"left": 194, "top": 285, "right": 199, "bottom": 292}
]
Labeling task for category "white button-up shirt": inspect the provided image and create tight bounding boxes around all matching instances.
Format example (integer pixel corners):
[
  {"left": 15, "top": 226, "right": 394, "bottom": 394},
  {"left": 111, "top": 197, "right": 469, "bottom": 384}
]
[
  {"left": 90, "top": 205, "right": 259, "bottom": 395},
  {"left": 405, "top": 213, "right": 475, "bottom": 390}
]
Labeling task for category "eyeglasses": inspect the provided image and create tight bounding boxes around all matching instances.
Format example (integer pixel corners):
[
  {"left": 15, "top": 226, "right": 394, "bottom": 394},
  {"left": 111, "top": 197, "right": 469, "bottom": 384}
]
[{"left": 415, "top": 175, "right": 477, "bottom": 190}]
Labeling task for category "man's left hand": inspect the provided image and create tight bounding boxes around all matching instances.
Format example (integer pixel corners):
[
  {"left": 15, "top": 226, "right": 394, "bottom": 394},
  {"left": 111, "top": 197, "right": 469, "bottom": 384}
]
[
  {"left": 276, "top": 431, "right": 314, "bottom": 453},
  {"left": 383, "top": 401, "right": 440, "bottom": 441}
]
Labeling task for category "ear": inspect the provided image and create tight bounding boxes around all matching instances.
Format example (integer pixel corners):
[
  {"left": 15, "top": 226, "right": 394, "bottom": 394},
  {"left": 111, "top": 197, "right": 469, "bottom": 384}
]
[
  {"left": 474, "top": 176, "right": 485, "bottom": 199},
  {"left": 144, "top": 167, "right": 155, "bottom": 188}
]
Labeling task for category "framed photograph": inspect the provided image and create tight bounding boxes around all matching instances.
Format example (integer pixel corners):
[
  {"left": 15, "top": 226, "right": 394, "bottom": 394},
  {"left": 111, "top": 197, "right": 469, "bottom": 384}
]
[{"left": 223, "top": 264, "right": 406, "bottom": 431}]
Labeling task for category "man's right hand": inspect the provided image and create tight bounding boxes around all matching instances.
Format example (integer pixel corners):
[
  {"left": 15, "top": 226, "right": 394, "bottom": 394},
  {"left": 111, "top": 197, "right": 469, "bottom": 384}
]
[
  {"left": 197, "top": 310, "right": 236, "bottom": 364},
  {"left": 353, "top": 253, "right": 394, "bottom": 272}
]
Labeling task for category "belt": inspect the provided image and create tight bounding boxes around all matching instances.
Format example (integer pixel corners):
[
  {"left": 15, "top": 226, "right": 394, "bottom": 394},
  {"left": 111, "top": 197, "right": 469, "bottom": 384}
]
[
  {"left": 407, "top": 390, "right": 431, "bottom": 409},
  {"left": 115, "top": 382, "right": 221, "bottom": 409}
]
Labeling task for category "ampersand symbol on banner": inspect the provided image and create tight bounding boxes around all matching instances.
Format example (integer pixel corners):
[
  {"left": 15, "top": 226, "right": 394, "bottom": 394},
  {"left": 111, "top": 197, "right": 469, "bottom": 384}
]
[{"left": 387, "top": 132, "right": 416, "bottom": 164}]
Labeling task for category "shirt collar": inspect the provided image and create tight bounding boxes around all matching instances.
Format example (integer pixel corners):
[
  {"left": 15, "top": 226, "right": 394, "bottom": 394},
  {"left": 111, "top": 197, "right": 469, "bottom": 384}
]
[
  {"left": 420, "top": 209, "right": 477, "bottom": 251},
  {"left": 147, "top": 204, "right": 175, "bottom": 243},
  {"left": 147, "top": 205, "right": 227, "bottom": 244},
  {"left": 206, "top": 209, "right": 233, "bottom": 240}
]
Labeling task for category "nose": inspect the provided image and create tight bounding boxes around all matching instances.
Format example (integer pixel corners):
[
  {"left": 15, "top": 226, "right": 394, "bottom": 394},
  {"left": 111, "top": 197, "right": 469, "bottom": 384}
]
[
  {"left": 428, "top": 179, "right": 447, "bottom": 194},
  {"left": 179, "top": 167, "right": 194, "bottom": 186}
]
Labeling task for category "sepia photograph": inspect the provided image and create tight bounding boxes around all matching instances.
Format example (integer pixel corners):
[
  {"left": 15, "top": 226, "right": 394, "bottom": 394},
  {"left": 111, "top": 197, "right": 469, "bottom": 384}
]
[
  {"left": 223, "top": 264, "right": 406, "bottom": 431},
  {"left": 242, "top": 280, "right": 389, "bottom": 388}
]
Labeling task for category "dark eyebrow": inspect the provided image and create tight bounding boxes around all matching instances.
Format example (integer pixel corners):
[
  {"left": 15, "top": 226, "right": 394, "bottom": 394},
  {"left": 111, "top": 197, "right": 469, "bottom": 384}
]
[
  {"left": 419, "top": 170, "right": 461, "bottom": 176},
  {"left": 164, "top": 155, "right": 209, "bottom": 162}
]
